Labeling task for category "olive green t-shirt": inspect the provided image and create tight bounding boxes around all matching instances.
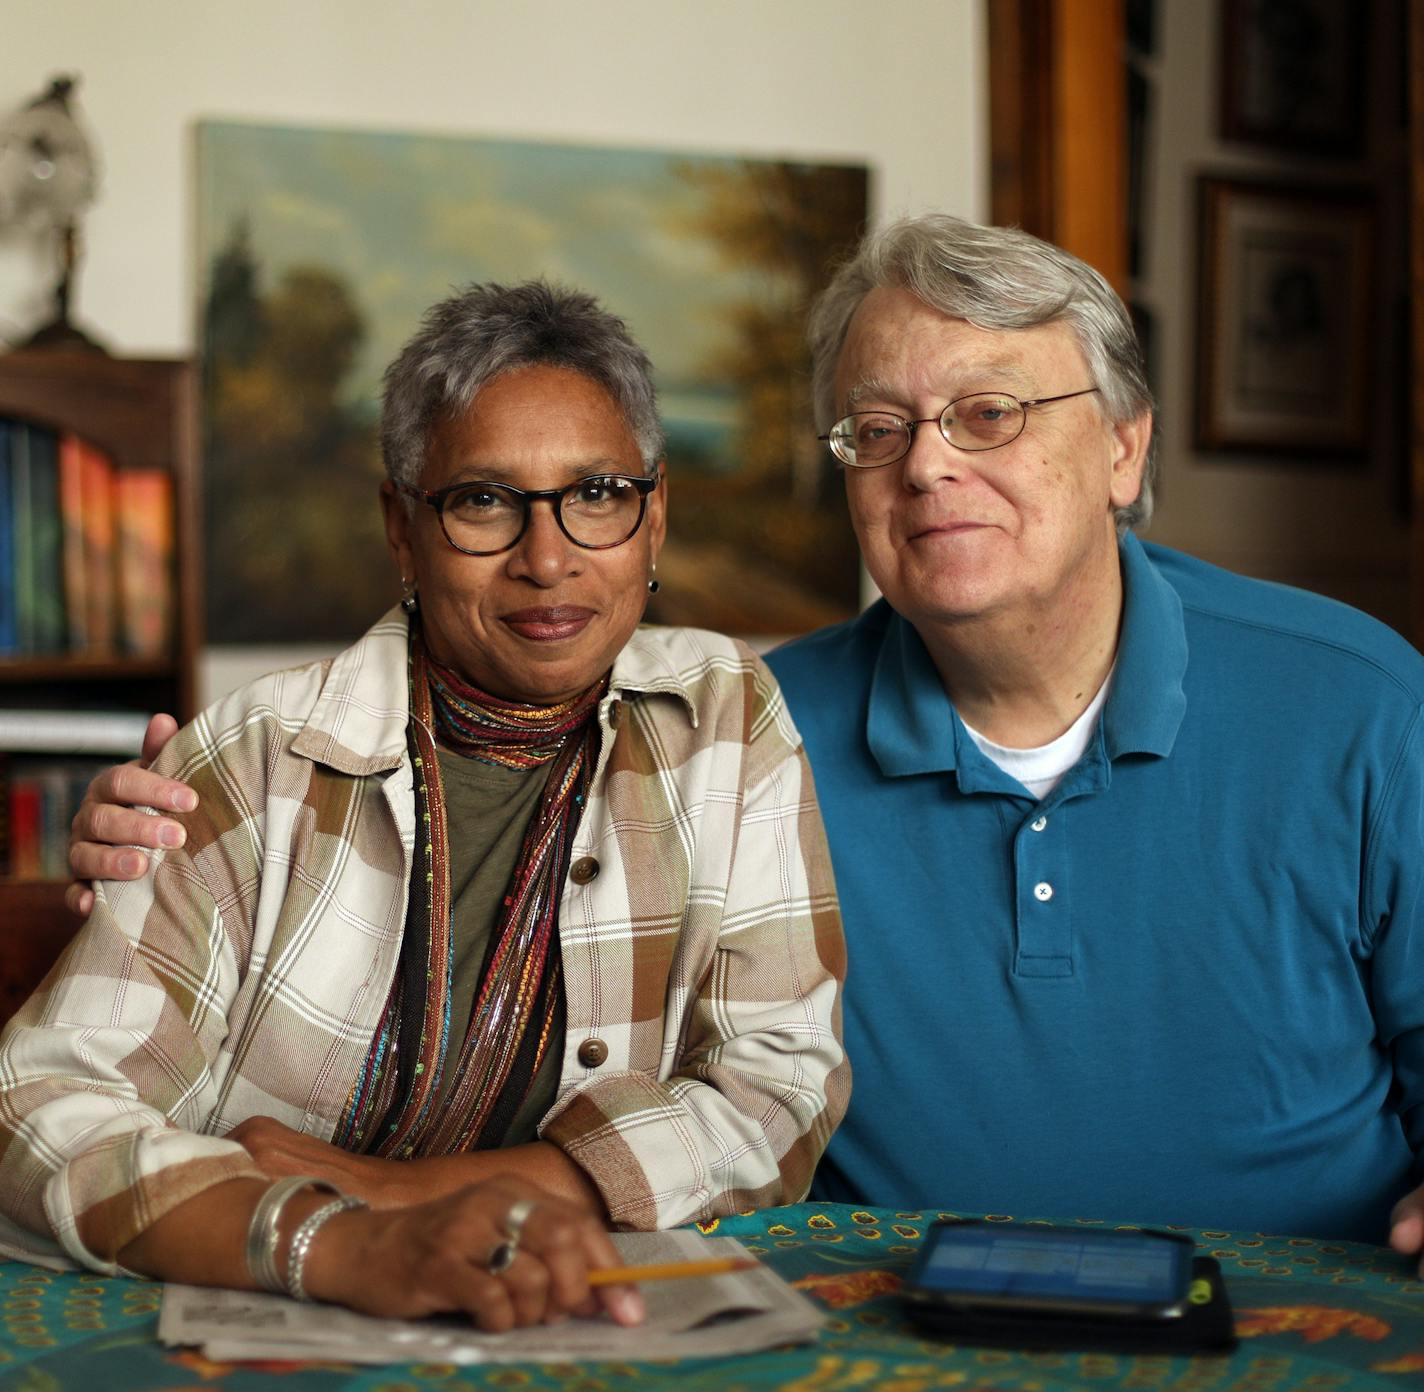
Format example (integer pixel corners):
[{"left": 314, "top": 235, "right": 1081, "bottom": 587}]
[{"left": 433, "top": 749, "right": 564, "bottom": 1147}]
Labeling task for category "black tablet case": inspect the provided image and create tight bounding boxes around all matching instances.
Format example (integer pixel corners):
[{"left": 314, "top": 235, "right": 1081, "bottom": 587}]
[{"left": 903, "top": 1256, "right": 1237, "bottom": 1355}]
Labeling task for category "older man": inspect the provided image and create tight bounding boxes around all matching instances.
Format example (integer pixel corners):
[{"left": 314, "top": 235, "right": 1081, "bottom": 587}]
[
  {"left": 69, "top": 216, "right": 1424, "bottom": 1254},
  {"left": 762, "top": 214, "right": 1424, "bottom": 1251}
]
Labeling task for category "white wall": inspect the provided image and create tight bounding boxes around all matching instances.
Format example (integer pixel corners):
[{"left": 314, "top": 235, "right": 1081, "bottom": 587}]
[{"left": 2, "top": 0, "right": 987, "bottom": 701}]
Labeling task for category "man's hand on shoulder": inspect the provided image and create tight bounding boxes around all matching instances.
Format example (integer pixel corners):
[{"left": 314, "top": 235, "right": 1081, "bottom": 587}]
[
  {"left": 66, "top": 713, "right": 198, "bottom": 916},
  {"left": 1389, "top": 1183, "right": 1424, "bottom": 1275}
]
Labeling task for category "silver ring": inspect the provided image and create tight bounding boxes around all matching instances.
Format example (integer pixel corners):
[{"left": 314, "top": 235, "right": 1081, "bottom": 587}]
[
  {"left": 486, "top": 1198, "right": 537, "bottom": 1273},
  {"left": 502, "top": 1198, "right": 536, "bottom": 1242},
  {"left": 487, "top": 1240, "right": 518, "bottom": 1275}
]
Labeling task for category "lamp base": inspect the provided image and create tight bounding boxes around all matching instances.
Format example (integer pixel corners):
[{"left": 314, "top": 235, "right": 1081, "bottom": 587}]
[{"left": 19, "top": 315, "right": 108, "bottom": 354}]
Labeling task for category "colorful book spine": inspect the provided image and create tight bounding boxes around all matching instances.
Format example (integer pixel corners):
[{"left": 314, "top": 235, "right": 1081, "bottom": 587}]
[
  {"left": 11, "top": 422, "right": 34, "bottom": 652},
  {"left": 0, "top": 421, "right": 15, "bottom": 655},
  {"left": 7, "top": 778, "right": 42, "bottom": 881},
  {"left": 116, "top": 469, "right": 174, "bottom": 657},
  {"left": 80, "top": 439, "right": 117, "bottom": 652},
  {"left": 38, "top": 766, "right": 72, "bottom": 879},
  {"left": 0, "top": 416, "right": 178, "bottom": 667},
  {"left": 58, "top": 433, "right": 88, "bottom": 650},
  {"left": 25, "top": 427, "right": 65, "bottom": 653},
  {"left": 0, "top": 756, "right": 117, "bottom": 878}
]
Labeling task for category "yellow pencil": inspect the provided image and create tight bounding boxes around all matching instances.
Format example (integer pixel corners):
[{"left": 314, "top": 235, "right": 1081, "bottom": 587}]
[{"left": 587, "top": 1256, "right": 760, "bottom": 1286}]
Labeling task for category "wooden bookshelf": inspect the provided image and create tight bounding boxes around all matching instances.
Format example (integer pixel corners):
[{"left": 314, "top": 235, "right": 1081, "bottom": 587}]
[
  {"left": 0, "top": 350, "right": 200, "bottom": 1014},
  {"left": 0, "top": 882, "right": 77, "bottom": 1025}
]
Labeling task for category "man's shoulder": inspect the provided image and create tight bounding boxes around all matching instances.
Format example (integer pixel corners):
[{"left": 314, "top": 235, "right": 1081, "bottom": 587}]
[
  {"left": 1143, "top": 541, "right": 1424, "bottom": 704},
  {"left": 766, "top": 601, "right": 893, "bottom": 691}
]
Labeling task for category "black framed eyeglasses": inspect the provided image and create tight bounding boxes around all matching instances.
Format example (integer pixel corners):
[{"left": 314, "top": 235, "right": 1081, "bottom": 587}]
[
  {"left": 820, "top": 387, "right": 1101, "bottom": 468},
  {"left": 399, "top": 472, "right": 660, "bottom": 556}
]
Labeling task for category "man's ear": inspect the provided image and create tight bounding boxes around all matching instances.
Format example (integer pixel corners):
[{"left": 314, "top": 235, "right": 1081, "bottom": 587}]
[
  {"left": 379, "top": 479, "right": 416, "bottom": 581},
  {"left": 1108, "top": 411, "right": 1152, "bottom": 511}
]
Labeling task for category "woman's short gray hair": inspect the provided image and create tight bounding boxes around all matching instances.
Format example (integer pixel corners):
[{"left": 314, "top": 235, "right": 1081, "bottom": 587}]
[
  {"left": 381, "top": 280, "right": 664, "bottom": 493},
  {"left": 809, "top": 214, "right": 1157, "bottom": 532}
]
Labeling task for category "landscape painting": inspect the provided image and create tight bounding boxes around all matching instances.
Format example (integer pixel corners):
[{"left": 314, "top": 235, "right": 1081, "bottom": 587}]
[{"left": 196, "top": 121, "right": 869, "bottom": 644}]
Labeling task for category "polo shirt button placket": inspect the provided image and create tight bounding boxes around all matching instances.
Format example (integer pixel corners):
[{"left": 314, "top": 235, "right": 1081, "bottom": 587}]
[{"left": 1014, "top": 805, "right": 1072, "bottom": 978}]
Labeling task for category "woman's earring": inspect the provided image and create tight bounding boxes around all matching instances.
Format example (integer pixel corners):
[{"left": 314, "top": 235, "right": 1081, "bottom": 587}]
[
  {"left": 647, "top": 566, "right": 660, "bottom": 595},
  {"left": 400, "top": 577, "right": 419, "bottom": 614}
]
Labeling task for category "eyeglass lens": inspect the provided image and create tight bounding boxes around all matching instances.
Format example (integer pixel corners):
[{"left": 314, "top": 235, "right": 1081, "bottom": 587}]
[
  {"left": 830, "top": 393, "right": 1028, "bottom": 466},
  {"left": 440, "top": 476, "right": 647, "bottom": 553}
]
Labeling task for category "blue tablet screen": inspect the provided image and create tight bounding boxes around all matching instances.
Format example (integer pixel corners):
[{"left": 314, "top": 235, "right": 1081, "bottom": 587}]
[{"left": 918, "top": 1227, "right": 1188, "bottom": 1305}]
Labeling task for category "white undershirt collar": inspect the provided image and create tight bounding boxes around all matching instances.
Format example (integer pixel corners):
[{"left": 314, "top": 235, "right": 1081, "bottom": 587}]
[{"left": 959, "top": 664, "right": 1115, "bottom": 800}]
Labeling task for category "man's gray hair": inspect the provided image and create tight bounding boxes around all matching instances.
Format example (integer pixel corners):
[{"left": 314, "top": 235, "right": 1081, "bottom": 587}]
[
  {"left": 809, "top": 214, "right": 1157, "bottom": 532},
  {"left": 381, "top": 280, "right": 664, "bottom": 494}
]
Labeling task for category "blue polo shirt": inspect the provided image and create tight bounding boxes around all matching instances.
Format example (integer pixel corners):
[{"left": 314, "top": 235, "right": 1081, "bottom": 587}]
[{"left": 767, "top": 535, "right": 1424, "bottom": 1240}]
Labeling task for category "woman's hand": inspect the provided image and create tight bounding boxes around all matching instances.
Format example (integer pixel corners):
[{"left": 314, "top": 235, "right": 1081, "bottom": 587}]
[
  {"left": 1390, "top": 1182, "right": 1424, "bottom": 1277},
  {"left": 303, "top": 1178, "right": 644, "bottom": 1330},
  {"left": 118, "top": 1175, "right": 644, "bottom": 1332},
  {"left": 228, "top": 1116, "right": 404, "bottom": 1206},
  {"left": 229, "top": 1116, "right": 608, "bottom": 1219},
  {"left": 66, "top": 713, "right": 196, "bottom": 916}
]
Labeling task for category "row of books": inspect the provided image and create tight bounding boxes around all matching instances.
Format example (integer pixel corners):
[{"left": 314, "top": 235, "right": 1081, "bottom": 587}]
[
  {"left": 1, "top": 754, "right": 114, "bottom": 881},
  {"left": 0, "top": 712, "right": 149, "bottom": 881},
  {"left": 0, "top": 417, "right": 175, "bottom": 659}
]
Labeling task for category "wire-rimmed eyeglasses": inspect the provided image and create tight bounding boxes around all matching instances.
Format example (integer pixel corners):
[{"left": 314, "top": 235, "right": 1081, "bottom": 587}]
[
  {"left": 820, "top": 388, "right": 1101, "bottom": 468},
  {"left": 398, "top": 472, "right": 660, "bottom": 556}
]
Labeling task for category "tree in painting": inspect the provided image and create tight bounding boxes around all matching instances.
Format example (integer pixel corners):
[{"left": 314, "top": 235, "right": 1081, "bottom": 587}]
[
  {"left": 651, "top": 160, "right": 867, "bottom": 634},
  {"left": 203, "top": 226, "right": 391, "bottom": 642}
]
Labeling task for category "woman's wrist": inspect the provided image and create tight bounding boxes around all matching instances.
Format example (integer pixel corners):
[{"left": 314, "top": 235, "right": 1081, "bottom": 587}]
[
  {"left": 293, "top": 1205, "right": 371, "bottom": 1306},
  {"left": 245, "top": 1176, "right": 336, "bottom": 1291},
  {"left": 285, "top": 1194, "right": 368, "bottom": 1300}
]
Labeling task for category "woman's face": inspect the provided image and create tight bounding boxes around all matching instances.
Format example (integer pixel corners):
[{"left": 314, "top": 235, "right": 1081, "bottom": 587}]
[{"left": 381, "top": 364, "right": 666, "bottom": 706}]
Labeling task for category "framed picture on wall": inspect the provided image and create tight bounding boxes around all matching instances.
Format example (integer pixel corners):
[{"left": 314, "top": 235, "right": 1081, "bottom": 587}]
[
  {"left": 1194, "top": 177, "right": 1374, "bottom": 456},
  {"left": 195, "top": 121, "right": 869, "bottom": 646},
  {"left": 1218, "top": 0, "right": 1366, "bottom": 156}
]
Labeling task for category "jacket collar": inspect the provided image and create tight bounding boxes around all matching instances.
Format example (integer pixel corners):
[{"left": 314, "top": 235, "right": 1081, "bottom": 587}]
[
  {"left": 608, "top": 624, "right": 702, "bottom": 728},
  {"left": 292, "top": 608, "right": 699, "bottom": 775}
]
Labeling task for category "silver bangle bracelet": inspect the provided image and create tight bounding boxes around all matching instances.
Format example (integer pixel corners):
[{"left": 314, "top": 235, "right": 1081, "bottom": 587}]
[
  {"left": 244, "top": 1175, "right": 338, "bottom": 1294},
  {"left": 285, "top": 1194, "right": 368, "bottom": 1302}
]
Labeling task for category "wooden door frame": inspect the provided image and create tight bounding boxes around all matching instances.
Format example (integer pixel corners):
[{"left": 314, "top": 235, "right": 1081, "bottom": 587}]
[
  {"left": 1411, "top": 0, "right": 1424, "bottom": 647},
  {"left": 987, "top": 0, "right": 1128, "bottom": 294}
]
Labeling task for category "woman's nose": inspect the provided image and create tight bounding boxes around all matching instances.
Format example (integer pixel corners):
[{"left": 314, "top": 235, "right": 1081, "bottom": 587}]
[{"left": 506, "top": 499, "right": 582, "bottom": 583}]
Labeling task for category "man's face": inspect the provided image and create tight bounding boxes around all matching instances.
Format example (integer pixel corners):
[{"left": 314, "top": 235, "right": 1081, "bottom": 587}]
[
  {"left": 381, "top": 363, "right": 665, "bottom": 705},
  {"left": 833, "top": 288, "right": 1149, "bottom": 635}
]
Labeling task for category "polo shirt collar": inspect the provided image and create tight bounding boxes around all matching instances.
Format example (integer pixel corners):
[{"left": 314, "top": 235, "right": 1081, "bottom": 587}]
[
  {"left": 866, "top": 602, "right": 960, "bottom": 777},
  {"left": 1104, "top": 531, "right": 1187, "bottom": 759},
  {"left": 865, "top": 531, "right": 1188, "bottom": 779}
]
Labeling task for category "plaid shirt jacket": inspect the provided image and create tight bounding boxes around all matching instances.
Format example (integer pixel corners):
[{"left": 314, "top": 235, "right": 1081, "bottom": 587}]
[{"left": 0, "top": 611, "right": 848, "bottom": 1272}]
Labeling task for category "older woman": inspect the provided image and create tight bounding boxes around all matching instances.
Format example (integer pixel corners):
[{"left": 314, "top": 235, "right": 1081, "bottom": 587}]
[{"left": 0, "top": 282, "right": 847, "bottom": 1328}]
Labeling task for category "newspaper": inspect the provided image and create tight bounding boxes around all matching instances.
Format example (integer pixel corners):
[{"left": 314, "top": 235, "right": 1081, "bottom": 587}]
[{"left": 158, "top": 1232, "right": 822, "bottom": 1365}]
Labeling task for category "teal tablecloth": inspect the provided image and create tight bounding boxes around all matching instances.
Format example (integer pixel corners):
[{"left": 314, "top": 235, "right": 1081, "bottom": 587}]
[{"left": 2, "top": 1203, "right": 1423, "bottom": 1390}]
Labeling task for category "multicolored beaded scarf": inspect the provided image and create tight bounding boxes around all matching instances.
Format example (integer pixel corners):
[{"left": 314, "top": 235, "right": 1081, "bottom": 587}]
[{"left": 334, "top": 625, "right": 603, "bottom": 1156}]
